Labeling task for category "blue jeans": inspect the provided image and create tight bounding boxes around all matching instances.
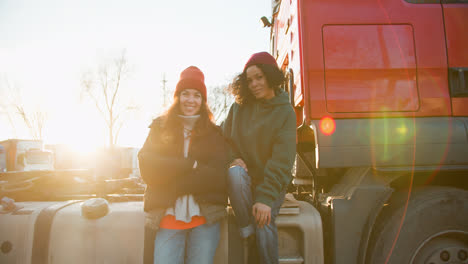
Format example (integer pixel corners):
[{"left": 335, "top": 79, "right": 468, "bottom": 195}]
[
  {"left": 153, "top": 222, "right": 220, "bottom": 264},
  {"left": 228, "top": 166, "right": 286, "bottom": 264}
]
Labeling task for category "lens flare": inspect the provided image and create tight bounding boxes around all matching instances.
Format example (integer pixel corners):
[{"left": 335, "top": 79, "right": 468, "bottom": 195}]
[
  {"left": 396, "top": 125, "right": 408, "bottom": 135},
  {"left": 320, "top": 116, "right": 336, "bottom": 135}
]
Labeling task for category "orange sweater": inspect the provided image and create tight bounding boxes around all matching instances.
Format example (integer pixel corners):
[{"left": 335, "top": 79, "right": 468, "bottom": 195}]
[{"left": 159, "top": 215, "right": 206, "bottom": 230}]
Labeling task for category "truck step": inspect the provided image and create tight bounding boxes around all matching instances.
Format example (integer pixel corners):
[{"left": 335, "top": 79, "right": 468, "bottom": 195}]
[
  {"left": 279, "top": 193, "right": 300, "bottom": 215},
  {"left": 279, "top": 256, "right": 304, "bottom": 264}
]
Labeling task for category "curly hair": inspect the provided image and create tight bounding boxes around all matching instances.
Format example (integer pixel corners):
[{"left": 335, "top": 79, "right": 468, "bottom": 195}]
[
  {"left": 160, "top": 95, "right": 215, "bottom": 144},
  {"left": 228, "top": 64, "right": 285, "bottom": 105}
]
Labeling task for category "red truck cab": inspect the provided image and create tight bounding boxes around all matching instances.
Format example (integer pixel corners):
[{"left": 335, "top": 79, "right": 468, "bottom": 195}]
[{"left": 270, "top": 0, "right": 468, "bottom": 263}]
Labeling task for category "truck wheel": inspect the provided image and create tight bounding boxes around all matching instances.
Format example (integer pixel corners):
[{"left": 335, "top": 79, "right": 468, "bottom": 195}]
[{"left": 367, "top": 186, "right": 468, "bottom": 264}]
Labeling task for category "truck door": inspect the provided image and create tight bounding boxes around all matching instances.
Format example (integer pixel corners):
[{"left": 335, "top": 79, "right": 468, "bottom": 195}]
[
  {"left": 443, "top": 0, "right": 468, "bottom": 116},
  {"left": 302, "top": 0, "right": 451, "bottom": 119}
]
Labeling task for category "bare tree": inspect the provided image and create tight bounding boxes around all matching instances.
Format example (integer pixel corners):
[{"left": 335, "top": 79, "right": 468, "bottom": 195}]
[
  {"left": 0, "top": 75, "right": 18, "bottom": 136},
  {"left": 15, "top": 105, "right": 46, "bottom": 140},
  {"left": 81, "top": 50, "right": 135, "bottom": 148},
  {"left": 0, "top": 75, "right": 46, "bottom": 139},
  {"left": 208, "top": 84, "right": 233, "bottom": 124}
]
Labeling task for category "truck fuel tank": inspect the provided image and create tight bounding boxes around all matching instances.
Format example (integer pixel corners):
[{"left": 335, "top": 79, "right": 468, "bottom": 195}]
[{"left": 0, "top": 196, "right": 324, "bottom": 264}]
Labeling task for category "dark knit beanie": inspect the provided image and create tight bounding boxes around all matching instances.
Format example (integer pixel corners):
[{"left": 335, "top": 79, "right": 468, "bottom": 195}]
[
  {"left": 243, "top": 52, "right": 278, "bottom": 72},
  {"left": 174, "top": 66, "right": 207, "bottom": 100}
]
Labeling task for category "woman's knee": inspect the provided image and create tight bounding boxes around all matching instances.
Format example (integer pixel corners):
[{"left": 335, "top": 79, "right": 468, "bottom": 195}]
[{"left": 228, "top": 166, "right": 249, "bottom": 186}]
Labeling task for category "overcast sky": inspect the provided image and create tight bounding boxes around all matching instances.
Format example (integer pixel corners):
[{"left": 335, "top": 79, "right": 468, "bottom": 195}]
[{"left": 0, "top": 0, "right": 272, "bottom": 149}]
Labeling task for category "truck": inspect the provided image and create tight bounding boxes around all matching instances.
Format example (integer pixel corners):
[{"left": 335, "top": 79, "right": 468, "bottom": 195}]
[
  {"left": 1, "top": 0, "right": 467, "bottom": 263},
  {"left": 0, "top": 145, "right": 6, "bottom": 172},
  {"left": 266, "top": 0, "right": 468, "bottom": 263},
  {"left": 0, "top": 139, "right": 54, "bottom": 172}
]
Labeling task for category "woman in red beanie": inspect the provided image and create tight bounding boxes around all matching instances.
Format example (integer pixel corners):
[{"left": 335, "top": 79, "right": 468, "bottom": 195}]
[
  {"left": 222, "top": 52, "right": 296, "bottom": 264},
  {"left": 139, "top": 66, "right": 229, "bottom": 264}
]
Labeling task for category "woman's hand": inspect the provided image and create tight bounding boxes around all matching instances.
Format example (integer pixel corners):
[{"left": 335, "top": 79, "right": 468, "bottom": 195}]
[
  {"left": 252, "top": 202, "right": 271, "bottom": 228},
  {"left": 230, "top": 158, "right": 248, "bottom": 172}
]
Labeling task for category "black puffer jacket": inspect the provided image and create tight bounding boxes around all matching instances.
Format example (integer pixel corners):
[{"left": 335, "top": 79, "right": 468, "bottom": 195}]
[{"left": 138, "top": 117, "right": 229, "bottom": 212}]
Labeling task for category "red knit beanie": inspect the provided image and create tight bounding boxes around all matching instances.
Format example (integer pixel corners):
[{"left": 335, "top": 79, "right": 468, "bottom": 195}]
[
  {"left": 243, "top": 52, "right": 278, "bottom": 72},
  {"left": 174, "top": 66, "right": 207, "bottom": 100}
]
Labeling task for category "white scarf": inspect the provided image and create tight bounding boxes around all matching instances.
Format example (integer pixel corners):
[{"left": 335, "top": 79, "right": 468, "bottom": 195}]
[{"left": 164, "top": 115, "right": 202, "bottom": 223}]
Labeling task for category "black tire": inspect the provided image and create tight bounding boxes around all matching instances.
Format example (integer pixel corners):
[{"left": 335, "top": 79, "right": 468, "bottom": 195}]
[{"left": 367, "top": 186, "right": 468, "bottom": 264}]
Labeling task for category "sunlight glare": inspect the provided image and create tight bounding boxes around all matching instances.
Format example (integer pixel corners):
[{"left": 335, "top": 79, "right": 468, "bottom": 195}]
[{"left": 396, "top": 125, "right": 408, "bottom": 135}]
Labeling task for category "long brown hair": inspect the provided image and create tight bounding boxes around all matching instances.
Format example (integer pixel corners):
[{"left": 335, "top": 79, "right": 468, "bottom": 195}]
[{"left": 160, "top": 95, "right": 215, "bottom": 144}]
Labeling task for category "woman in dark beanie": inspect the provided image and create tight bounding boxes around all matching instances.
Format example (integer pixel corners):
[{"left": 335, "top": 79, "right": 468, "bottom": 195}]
[
  {"left": 138, "top": 66, "right": 229, "bottom": 264},
  {"left": 222, "top": 52, "right": 296, "bottom": 264}
]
